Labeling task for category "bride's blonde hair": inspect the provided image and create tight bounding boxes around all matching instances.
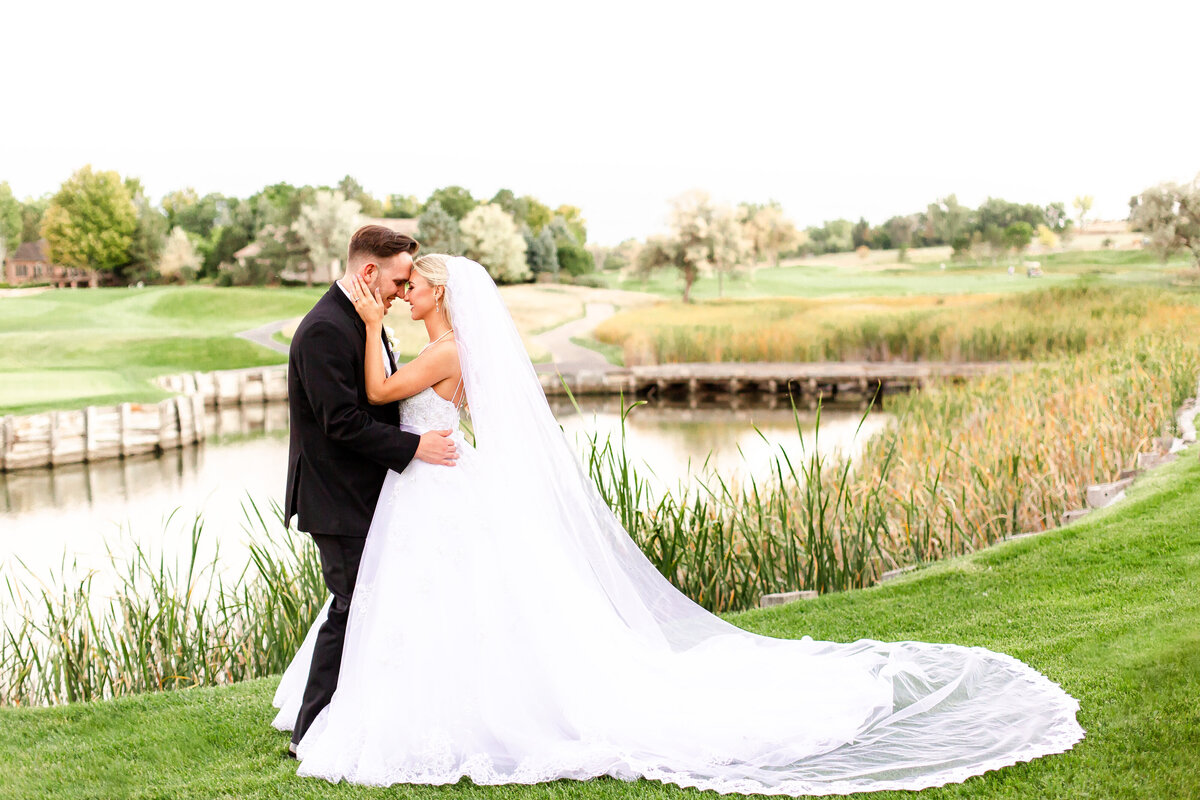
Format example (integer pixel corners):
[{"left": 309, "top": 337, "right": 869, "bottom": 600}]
[{"left": 413, "top": 254, "right": 451, "bottom": 326}]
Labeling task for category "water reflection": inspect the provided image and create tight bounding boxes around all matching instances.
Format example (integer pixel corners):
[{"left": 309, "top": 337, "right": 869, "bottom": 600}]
[
  {"left": 549, "top": 395, "right": 889, "bottom": 493},
  {"left": 0, "top": 398, "right": 889, "bottom": 586}
]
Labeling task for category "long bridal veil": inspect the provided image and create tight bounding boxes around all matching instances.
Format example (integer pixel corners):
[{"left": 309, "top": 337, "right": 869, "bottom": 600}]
[{"left": 276, "top": 257, "right": 1083, "bottom": 795}]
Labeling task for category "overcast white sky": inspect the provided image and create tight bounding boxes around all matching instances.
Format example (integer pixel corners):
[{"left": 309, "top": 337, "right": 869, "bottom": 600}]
[{"left": 4, "top": 1, "right": 1198, "bottom": 244}]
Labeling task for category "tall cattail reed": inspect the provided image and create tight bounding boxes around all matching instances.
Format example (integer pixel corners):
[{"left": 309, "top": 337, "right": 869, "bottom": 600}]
[
  {"left": 596, "top": 286, "right": 1200, "bottom": 365},
  {"left": 0, "top": 500, "right": 323, "bottom": 707}
]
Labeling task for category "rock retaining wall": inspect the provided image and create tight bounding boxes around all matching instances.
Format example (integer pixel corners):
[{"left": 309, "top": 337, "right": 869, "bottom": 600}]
[{"left": 0, "top": 366, "right": 288, "bottom": 472}]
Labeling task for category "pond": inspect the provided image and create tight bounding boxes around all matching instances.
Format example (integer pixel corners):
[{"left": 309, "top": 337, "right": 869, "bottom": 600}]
[{"left": 0, "top": 397, "right": 891, "bottom": 590}]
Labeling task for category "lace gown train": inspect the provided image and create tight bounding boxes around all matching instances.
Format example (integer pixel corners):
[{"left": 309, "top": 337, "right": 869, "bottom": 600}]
[{"left": 272, "top": 387, "right": 1083, "bottom": 795}]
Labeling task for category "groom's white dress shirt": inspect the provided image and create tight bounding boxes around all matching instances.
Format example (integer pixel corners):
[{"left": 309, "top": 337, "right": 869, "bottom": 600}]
[{"left": 337, "top": 280, "right": 394, "bottom": 377}]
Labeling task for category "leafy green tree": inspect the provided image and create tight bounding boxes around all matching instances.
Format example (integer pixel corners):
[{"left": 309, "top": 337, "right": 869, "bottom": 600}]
[
  {"left": 417, "top": 200, "right": 463, "bottom": 255},
  {"left": 337, "top": 175, "right": 382, "bottom": 217},
  {"left": 124, "top": 177, "right": 169, "bottom": 281},
  {"left": 926, "top": 195, "right": 969, "bottom": 246},
  {"left": 383, "top": 194, "right": 421, "bottom": 218},
  {"left": 293, "top": 190, "right": 363, "bottom": 287},
  {"left": 42, "top": 166, "right": 138, "bottom": 275},
  {"left": 460, "top": 203, "right": 529, "bottom": 283},
  {"left": 0, "top": 182, "right": 21, "bottom": 258},
  {"left": 204, "top": 198, "right": 256, "bottom": 276},
  {"left": 250, "top": 182, "right": 315, "bottom": 228},
  {"left": 425, "top": 186, "right": 476, "bottom": 221},
  {"left": 19, "top": 195, "right": 49, "bottom": 244},
  {"left": 554, "top": 204, "right": 587, "bottom": 243},
  {"left": 884, "top": 215, "right": 917, "bottom": 261},
  {"left": 851, "top": 217, "right": 873, "bottom": 249},
  {"left": 1043, "top": 202, "right": 1073, "bottom": 236},
  {"left": 1130, "top": 176, "right": 1200, "bottom": 267},
  {"left": 805, "top": 219, "right": 854, "bottom": 255},
  {"left": 556, "top": 239, "right": 594, "bottom": 277},
  {"left": 162, "top": 189, "right": 225, "bottom": 239},
  {"left": 490, "top": 189, "right": 553, "bottom": 232},
  {"left": 975, "top": 197, "right": 1045, "bottom": 234},
  {"left": 1003, "top": 222, "right": 1034, "bottom": 254},
  {"left": 243, "top": 182, "right": 316, "bottom": 279},
  {"left": 546, "top": 216, "right": 577, "bottom": 247},
  {"left": 522, "top": 196, "right": 552, "bottom": 232},
  {"left": 543, "top": 211, "right": 593, "bottom": 277},
  {"left": 491, "top": 188, "right": 522, "bottom": 217},
  {"left": 981, "top": 224, "right": 1006, "bottom": 261}
]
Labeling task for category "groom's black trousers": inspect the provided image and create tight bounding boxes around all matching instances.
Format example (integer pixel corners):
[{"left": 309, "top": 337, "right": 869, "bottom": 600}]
[{"left": 292, "top": 533, "right": 367, "bottom": 747}]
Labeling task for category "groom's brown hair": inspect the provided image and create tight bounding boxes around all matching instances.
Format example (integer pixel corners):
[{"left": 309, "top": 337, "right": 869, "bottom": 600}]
[{"left": 348, "top": 225, "right": 419, "bottom": 263}]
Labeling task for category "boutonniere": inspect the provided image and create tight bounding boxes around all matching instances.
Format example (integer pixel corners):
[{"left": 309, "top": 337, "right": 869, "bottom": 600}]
[{"left": 382, "top": 325, "right": 397, "bottom": 351}]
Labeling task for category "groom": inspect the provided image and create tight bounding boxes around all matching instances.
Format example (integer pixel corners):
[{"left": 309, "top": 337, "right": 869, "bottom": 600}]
[{"left": 284, "top": 224, "right": 458, "bottom": 755}]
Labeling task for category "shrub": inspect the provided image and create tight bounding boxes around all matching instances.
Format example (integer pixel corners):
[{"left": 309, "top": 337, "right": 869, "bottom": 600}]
[
  {"left": 571, "top": 273, "right": 609, "bottom": 288},
  {"left": 557, "top": 240, "right": 595, "bottom": 276}
]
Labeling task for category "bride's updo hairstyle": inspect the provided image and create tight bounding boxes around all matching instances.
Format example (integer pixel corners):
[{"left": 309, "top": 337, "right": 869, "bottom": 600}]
[{"left": 412, "top": 253, "right": 452, "bottom": 326}]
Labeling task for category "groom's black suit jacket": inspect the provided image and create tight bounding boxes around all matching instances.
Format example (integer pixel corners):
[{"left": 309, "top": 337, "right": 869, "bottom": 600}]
[{"left": 285, "top": 284, "right": 419, "bottom": 538}]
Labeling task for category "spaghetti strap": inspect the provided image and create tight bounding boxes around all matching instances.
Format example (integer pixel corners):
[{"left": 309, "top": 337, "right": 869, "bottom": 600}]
[{"left": 451, "top": 375, "right": 465, "bottom": 409}]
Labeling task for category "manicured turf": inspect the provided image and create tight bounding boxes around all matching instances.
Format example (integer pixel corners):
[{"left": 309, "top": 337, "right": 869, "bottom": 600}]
[
  {"left": 3, "top": 451, "right": 1197, "bottom": 799},
  {"left": 0, "top": 286, "right": 324, "bottom": 414},
  {"left": 618, "top": 248, "right": 1192, "bottom": 301}
]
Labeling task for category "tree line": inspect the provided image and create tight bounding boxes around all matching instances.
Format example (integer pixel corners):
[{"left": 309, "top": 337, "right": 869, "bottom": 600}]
[
  {"left": 624, "top": 182, "right": 1200, "bottom": 302},
  {"left": 797, "top": 195, "right": 1082, "bottom": 260},
  {"left": 0, "top": 168, "right": 598, "bottom": 287},
  {"left": 4, "top": 167, "right": 1197, "bottom": 296}
]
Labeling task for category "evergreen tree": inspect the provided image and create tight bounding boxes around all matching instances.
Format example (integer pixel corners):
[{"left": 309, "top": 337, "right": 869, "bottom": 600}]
[
  {"left": 417, "top": 200, "right": 463, "bottom": 254},
  {"left": 523, "top": 225, "right": 559, "bottom": 274}
]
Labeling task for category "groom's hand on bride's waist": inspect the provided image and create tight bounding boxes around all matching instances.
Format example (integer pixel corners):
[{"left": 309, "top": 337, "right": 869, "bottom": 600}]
[{"left": 415, "top": 429, "right": 458, "bottom": 466}]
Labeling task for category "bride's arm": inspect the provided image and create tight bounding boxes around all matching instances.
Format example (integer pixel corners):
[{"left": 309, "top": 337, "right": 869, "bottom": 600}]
[
  {"left": 370, "top": 344, "right": 458, "bottom": 404},
  {"left": 351, "top": 276, "right": 458, "bottom": 405}
]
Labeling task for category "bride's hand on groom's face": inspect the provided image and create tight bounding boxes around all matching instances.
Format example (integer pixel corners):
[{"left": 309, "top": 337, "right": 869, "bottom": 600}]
[{"left": 350, "top": 275, "right": 385, "bottom": 327}]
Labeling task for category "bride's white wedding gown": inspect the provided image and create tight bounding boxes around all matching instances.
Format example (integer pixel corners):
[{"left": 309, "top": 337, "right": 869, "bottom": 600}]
[{"left": 273, "top": 258, "right": 1083, "bottom": 795}]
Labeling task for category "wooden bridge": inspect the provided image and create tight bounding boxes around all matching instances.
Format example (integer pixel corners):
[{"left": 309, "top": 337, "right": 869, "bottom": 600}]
[{"left": 539, "top": 361, "right": 1021, "bottom": 401}]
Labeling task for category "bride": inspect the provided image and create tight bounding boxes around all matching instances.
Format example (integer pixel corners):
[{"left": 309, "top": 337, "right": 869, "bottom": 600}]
[{"left": 273, "top": 255, "right": 1083, "bottom": 795}]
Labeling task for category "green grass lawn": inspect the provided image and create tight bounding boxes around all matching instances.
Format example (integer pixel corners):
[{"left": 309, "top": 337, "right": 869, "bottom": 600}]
[
  {"left": 3, "top": 450, "right": 1197, "bottom": 799},
  {"left": 618, "top": 248, "right": 1193, "bottom": 301},
  {"left": 0, "top": 286, "right": 325, "bottom": 415}
]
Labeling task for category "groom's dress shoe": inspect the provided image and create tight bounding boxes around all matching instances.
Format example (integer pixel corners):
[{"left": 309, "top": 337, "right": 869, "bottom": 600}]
[{"left": 286, "top": 742, "right": 298, "bottom": 759}]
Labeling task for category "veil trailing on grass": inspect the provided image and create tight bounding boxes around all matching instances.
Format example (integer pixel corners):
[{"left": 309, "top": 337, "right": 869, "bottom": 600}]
[{"left": 274, "top": 257, "right": 1083, "bottom": 794}]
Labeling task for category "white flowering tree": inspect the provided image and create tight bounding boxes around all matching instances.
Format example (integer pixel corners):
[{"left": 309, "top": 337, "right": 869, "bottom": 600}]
[
  {"left": 292, "top": 190, "right": 362, "bottom": 287},
  {"left": 710, "top": 205, "right": 752, "bottom": 297},
  {"left": 158, "top": 226, "right": 202, "bottom": 283},
  {"left": 741, "top": 203, "right": 802, "bottom": 267},
  {"left": 1131, "top": 175, "right": 1200, "bottom": 267},
  {"left": 460, "top": 203, "right": 530, "bottom": 283}
]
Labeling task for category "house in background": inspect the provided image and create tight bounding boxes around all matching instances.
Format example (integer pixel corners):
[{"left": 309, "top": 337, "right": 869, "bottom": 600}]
[{"left": 3, "top": 239, "right": 98, "bottom": 288}]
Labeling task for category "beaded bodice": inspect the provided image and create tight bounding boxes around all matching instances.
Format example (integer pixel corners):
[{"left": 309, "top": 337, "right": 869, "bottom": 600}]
[{"left": 399, "top": 387, "right": 461, "bottom": 434}]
